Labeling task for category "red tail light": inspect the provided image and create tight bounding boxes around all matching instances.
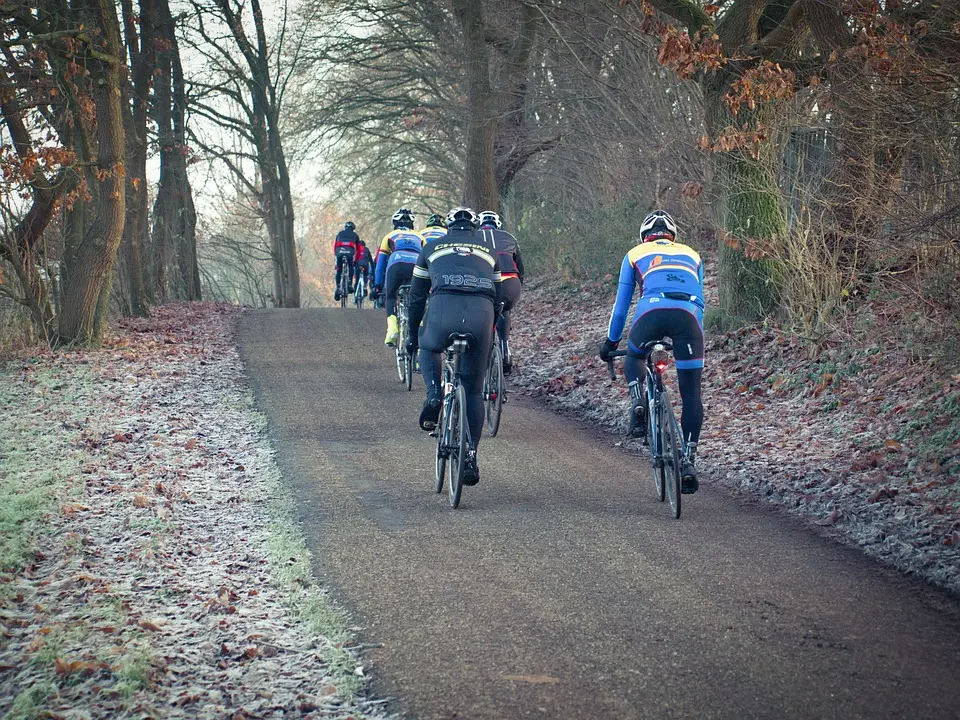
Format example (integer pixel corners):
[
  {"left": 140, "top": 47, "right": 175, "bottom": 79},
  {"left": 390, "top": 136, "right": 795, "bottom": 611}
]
[{"left": 652, "top": 349, "right": 670, "bottom": 373}]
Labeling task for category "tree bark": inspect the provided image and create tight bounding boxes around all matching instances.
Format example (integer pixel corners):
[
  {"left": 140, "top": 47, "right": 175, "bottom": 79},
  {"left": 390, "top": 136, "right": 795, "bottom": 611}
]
[
  {"left": 451, "top": 0, "right": 499, "bottom": 211},
  {"left": 58, "top": 0, "right": 127, "bottom": 345}
]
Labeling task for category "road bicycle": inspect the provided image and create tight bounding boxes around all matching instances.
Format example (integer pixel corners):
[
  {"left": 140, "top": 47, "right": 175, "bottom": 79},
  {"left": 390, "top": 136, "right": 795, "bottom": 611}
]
[
  {"left": 433, "top": 334, "right": 473, "bottom": 509},
  {"left": 337, "top": 264, "right": 351, "bottom": 308},
  {"left": 395, "top": 285, "right": 414, "bottom": 391},
  {"left": 607, "top": 342, "right": 684, "bottom": 519},
  {"left": 483, "top": 327, "right": 505, "bottom": 436},
  {"left": 353, "top": 273, "right": 366, "bottom": 309}
]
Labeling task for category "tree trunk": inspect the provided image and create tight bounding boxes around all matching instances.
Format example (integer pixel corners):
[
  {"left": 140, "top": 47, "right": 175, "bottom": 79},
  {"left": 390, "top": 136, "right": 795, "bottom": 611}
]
[
  {"left": 118, "top": 0, "right": 155, "bottom": 315},
  {"left": 704, "top": 79, "right": 785, "bottom": 318},
  {"left": 58, "top": 0, "right": 127, "bottom": 345},
  {"left": 451, "top": 0, "right": 499, "bottom": 211}
]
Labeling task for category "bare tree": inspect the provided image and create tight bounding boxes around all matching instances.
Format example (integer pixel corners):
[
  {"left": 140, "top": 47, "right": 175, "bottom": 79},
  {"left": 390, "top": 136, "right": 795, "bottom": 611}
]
[{"left": 184, "top": 0, "right": 300, "bottom": 307}]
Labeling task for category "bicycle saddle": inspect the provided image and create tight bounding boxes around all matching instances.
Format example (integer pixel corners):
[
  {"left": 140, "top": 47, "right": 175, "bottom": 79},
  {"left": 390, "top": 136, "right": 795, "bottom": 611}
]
[{"left": 445, "top": 332, "right": 474, "bottom": 351}]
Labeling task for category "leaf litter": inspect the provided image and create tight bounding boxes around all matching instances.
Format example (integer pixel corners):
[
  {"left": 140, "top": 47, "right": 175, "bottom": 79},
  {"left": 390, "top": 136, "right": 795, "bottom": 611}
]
[
  {"left": 0, "top": 303, "right": 391, "bottom": 719},
  {"left": 508, "top": 276, "right": 959, "bottom": 597}
]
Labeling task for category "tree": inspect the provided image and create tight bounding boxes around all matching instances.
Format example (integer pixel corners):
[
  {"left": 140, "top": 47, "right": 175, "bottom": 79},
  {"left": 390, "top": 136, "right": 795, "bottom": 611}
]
[
  {"left": 184, "top": 0, "right": 300, "bottom": 307},
  {"left": 152, "top": 0, "right": 200, "bottom": 302}
]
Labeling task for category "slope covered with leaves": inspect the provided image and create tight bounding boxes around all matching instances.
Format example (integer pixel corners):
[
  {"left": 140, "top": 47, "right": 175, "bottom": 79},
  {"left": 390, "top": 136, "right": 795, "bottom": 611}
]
[
  {"left": 0, "top": 304, "right": 388, "bottom": 719},
  {"left": 508, "top": 276, "right": 960, "bottom": 597}
]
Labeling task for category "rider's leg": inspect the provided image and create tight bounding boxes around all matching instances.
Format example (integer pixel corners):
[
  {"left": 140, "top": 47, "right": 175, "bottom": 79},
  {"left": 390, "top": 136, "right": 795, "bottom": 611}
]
[
  {"left": 497, "top": 277, "right": 522, "bottom": 372},
  {"left": 384, "top": 263, "right": 401, "bottom": 345},
  {"left": 676, "top": 368, "right": 703, "bottom": 446}
]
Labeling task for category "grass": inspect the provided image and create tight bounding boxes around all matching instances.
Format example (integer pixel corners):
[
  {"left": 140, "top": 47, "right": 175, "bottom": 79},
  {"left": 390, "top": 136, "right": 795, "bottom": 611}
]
[
  {"left": 263, "top": 462, "right": 364, "bottom": 697},
  {"left": 6, "top": 681, "right": 56, "bottom": 720},
  {"left": 0, "top": 365, "right": 90, "bottom": 576}
]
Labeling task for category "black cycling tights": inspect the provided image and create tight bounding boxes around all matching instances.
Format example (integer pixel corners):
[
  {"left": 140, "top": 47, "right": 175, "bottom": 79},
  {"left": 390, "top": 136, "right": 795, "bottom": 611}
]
[{"left": 625, "top": 357, "right": 703, "bottom": 445}]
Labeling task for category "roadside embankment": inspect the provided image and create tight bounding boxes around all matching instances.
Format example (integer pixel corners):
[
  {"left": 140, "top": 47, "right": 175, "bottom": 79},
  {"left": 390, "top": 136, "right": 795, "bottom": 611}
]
[
  {"left": 0, "top": 303, "right": 388, "bottom": 719},
  {"left": 508, "top": 280, "right": 960, "bottom": 597}
]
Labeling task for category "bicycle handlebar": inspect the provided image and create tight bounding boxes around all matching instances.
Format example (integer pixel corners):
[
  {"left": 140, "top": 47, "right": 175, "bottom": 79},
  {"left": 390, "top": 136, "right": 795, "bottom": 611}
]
[{"left": 605, "top": 350, "right": 628, "bottom": 380}]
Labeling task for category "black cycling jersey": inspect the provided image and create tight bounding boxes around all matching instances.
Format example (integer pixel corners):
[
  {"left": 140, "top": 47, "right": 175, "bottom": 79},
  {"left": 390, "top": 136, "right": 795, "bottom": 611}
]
[
  {"left": 407, "top": 225, "right": 503, "bottom": 333},
  {"left": 480, "top": 228, "right": 524, "bottom": 279}
]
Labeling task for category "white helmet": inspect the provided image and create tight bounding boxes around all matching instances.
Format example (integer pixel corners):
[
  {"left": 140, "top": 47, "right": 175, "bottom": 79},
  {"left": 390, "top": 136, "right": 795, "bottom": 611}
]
[
  {"left": 392, "top": 207, "right": 414, "bottom": 228},
  {"left": 478, "top": 211, "right": 502, "bottom": 229},
  {"left": 640, "top": 210, "right": 677, "bottom": 241},
  {"left": 446, "top": 206, "right": 479, "bottom": 228}
]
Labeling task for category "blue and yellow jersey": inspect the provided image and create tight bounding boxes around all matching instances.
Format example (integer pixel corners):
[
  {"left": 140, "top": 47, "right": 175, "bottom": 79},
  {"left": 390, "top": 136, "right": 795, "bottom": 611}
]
[
  {"left": 418, "top": 227, "right": 447, "bottom": 243},
  {"left": 375, "top": 229, "right": 423, "bottom": 286},
  {"left": 607, "top": 239, "right": 705, "bottom": 342}
]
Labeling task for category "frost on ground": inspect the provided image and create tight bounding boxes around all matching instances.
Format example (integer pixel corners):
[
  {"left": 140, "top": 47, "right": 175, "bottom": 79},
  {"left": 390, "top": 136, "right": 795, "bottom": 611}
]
[
  {"left": 0, "top": 304, "right": 389, "bottom": 719},
  {"left": 509, "top": 278, "right": 960, "bottom": 597}
]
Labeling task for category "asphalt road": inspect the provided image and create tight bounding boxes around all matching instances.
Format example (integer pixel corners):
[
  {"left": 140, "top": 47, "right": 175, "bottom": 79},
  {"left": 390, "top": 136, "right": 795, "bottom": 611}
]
[{"left": 239, "top": 307, "right": 960, "bottom": 720}]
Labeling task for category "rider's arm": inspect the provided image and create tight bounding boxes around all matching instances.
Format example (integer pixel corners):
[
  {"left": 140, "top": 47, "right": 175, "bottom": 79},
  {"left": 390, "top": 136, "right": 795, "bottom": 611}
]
[
  {"left": 514, "top": 245, "right": 525, "bottom": 284},
  {"left": 407, "top": 252, "right": 431, "bottom": 332},
  {"left": 374, "top": 236, "right": 390, "bottom": 287},
  {"left": 606, "top": 253, "right": 636, "bottom": 343}
]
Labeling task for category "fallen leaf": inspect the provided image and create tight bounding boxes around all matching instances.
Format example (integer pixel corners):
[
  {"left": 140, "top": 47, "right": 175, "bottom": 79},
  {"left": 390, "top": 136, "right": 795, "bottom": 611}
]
[
  {"left": 133, "top": 494, "right": 151, "bottom": 508},
  {"left": 885, "top": 438, "right": 902, "bottom": 452},
  {"left": 139, "top": 619, "right": 162, "bottom": 632},
  {"left": 184, "top": 437, "right": 197, "bottom": 450}
]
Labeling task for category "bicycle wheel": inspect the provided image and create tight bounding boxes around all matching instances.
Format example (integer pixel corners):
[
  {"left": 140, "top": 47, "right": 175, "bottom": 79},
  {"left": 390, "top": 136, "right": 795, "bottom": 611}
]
[
  {"left": 484, "top": 340, "right": 504, "bottom": 436},
  {"left": 404, "top": 353, "right": 413, "bottom": 391},
  {"left": 649, "top": 393, "right": 665, "bottom": 502},
  {"left": 447, "top": 384, "right": 467, "bottom": 509},
  {"left": 435, "top": 395, "right": 447, "bottom": 494},
  {"left": 661, "top": 392, "right": 682, "bottom": 519},
  {"left": 340, "top": 276, "right": 348, "bottom": 308}
]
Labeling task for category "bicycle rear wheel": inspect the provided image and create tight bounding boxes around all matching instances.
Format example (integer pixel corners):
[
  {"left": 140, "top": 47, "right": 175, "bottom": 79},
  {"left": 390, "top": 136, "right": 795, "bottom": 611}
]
[
  {"left": 447, "top": 384, "right": 466, "bottom": 509},
  {"left": 661, "top": 392, "right": 682, "bottom": 519},
  {"left": 435, "top": 397, "right": 447, "bottom": 494},
  {"left": 404, "top": 354, "right": 413, "bottom": 391},
  {"left": 340, "top": 276, "right": 348, "bottom": 307},
  {"left": 484, "top": 340, "right": 504, "bottom": 436},
  {"left": 649, "top": 394, "right": 665, "bottom": 502}
]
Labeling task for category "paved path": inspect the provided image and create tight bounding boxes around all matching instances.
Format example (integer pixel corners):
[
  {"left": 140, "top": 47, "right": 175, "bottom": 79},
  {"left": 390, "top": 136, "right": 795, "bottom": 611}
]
[{"left": 239, "top": 308, "right": 960, "bottom": 720}]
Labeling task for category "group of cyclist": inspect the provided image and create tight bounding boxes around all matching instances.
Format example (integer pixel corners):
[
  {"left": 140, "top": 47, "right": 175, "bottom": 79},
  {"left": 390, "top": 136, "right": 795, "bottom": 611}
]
[{"left": 332, "top": 205, "right": 703, "bottom": 493}]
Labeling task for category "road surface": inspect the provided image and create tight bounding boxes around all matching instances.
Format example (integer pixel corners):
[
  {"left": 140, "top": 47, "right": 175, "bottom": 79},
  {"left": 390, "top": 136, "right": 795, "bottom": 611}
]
[{"left": 239, "top": 307, "right": 960, "bottom": 720}]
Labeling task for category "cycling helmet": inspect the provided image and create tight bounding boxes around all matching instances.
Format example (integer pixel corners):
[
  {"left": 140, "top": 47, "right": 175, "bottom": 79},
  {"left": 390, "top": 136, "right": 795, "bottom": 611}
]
[
  {"left": 344, "top": 221, "right": 356, "bottom": 231},
  {"left": 639, "top": 210, "right": 677, "bottom": 241},
  {"left": 425, "top": 213, "right": 446, "bottom": 228},
  {"left": 446, "top": 206, "right": 479, "bottom": 228},
  {"left": 478, "top": 211, "right": 502, "bottom": 229},
  {"left": 392, "top": 207, "right": 414, "bottom": 229}
]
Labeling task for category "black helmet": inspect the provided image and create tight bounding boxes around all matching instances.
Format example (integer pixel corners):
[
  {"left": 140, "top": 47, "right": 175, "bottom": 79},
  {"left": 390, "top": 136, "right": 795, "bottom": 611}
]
[
  {"left": 392, "top": 207, "right": 414, "bottom": 229},
  {"left": 344, "top": 221, "right": 356, "bottom": 231},
  {"left": 426, "top": 213, "right": 446, "bottom": 228},
  {"left": 446, "top": 206, "right": 479, "bottom": 229},
  {"left": 639, "top": 210, "right": 677, "bottom": 242}
]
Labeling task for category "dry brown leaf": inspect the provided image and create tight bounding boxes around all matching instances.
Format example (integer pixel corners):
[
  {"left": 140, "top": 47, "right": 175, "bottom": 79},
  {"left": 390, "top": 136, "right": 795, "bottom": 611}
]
[
  {"left": 133, "top": 494, "right": 151, "bottom": 508},
  {"left": 184, "top": 437, "right": 197, "bottom": 450}
]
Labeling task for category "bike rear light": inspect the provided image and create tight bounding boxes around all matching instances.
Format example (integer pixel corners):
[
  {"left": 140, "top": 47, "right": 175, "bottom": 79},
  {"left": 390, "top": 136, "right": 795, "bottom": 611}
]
[{"left": 652, "top": 349, "right": 670, "bottom": 373}]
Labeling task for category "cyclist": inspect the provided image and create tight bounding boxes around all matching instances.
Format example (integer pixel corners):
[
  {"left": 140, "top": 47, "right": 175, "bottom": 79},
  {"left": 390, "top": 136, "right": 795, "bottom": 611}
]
[
  {"left": 598, "top": 210, "right": 704, "bottom": 494},
  {"left": 374, "top": 208, "right": 422, "bottom": 346},
  {"left": 354, "top": 239, "right": 373, "bottom": 296},
  {"left": 419, "top": 213, "right": 447, "bottom": 242},
  {"left": 333, "top": 221, "right": 360, "bottom": 301},
  {"left": 478, "top": 210, "right": 524, "bottom": 375},
  {"left": 405, "top": 207, "right": 502, "bottom": 486}
]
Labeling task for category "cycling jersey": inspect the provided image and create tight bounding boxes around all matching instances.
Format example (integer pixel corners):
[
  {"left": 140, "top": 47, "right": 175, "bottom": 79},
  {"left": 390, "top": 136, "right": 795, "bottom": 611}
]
[
  {"left": 419, "top": 227, "right": 447, "bottom": 243},
  {"left": 608, "top": 239, "right": 703, "bottom": 332},
  {"left": 409, "top": 225, "right": 503, "bottom": 313},
  {"left": 335, "top": 229, "right": 359, "bottom": 257},
  {"left": 375, "top": 229, "right": 423, "bottom": 287},
  {"left": 355, "top": 244, "right": 373, "bottom": 269},
  {"left": 480, "top": 228, "right": 524, "bottom": 279}
]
